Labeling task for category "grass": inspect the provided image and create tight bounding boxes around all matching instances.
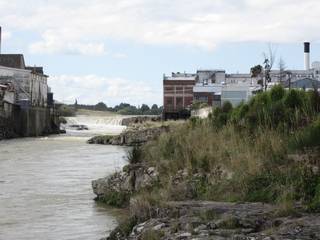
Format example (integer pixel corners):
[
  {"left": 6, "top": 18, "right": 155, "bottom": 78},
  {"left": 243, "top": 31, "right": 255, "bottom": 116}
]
[
  {"left": 76, "top": 108, "right": 118, "bottom": 116},
  {"left": 129, "top": 86, "right": 320, "bottom": 211},
  {"left": 141, "top": 230, "right": 164, "bottom": 240},
  {"left": 105, "top": 86, "right": 320, "bottom": 239}
]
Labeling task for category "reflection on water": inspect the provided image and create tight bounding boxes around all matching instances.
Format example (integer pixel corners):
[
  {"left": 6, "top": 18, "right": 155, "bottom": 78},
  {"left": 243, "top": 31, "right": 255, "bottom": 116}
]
[{"left": 0, "top": 119, "right": 128, "bottom": 240}]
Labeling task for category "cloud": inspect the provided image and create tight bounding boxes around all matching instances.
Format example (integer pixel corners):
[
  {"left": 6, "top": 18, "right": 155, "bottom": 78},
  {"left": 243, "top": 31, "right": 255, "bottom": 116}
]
[
  {"left": 48, "top": 74, "right": 161, "bottom": 106},
  {"left": 29, "top": 30, "right": 106, "bottom": 55},
  {"left": 1, "top": 0, "right": 319, "bottom": 53},
  {"left": 1, "top": 30, "right": 12, "bottom": 41},
  {"left": 113, "top": 53, "right": 128, "bottom": 59}
]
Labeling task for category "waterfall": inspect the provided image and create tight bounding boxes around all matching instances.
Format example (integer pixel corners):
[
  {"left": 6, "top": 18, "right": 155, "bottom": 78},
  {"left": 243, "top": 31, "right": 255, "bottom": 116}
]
[{"left": 63, "top": 115, "right": 126, "bottom": 136}]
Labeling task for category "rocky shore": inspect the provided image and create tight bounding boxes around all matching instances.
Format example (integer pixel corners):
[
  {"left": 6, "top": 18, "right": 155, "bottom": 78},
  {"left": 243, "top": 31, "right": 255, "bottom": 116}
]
[
  {"left": 121, "top": 116, "right": 161, "bottom": 127},
  {"left": 88, "top": 125, "right": 170, "bottom": 146},
  {"left": 94, "top": 163, "right": 320, "bottom": 240}
]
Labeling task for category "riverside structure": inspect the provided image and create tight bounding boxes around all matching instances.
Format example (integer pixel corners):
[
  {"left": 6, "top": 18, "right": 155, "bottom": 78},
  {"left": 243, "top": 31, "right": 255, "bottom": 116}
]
[{"left": 163, "top": 42, "right": 320, "bottom": 119}]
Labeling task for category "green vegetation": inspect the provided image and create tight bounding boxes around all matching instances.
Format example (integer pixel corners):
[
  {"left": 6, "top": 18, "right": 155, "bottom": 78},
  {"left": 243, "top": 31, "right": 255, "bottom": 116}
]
[
  {"left": 125, "top": 86, "right": 320, "bottom": 213},
  {"left": 58, "top": 104, "right": 76, "bottom": 117},
  {"left": 191, "top": 101, "right": 209, "bottom": 110},
  {"left": 101, "top": 191, "right": 130, "bottom": 208},
  {"left": 73, "top": 102, "right": 163, "bottom": 115},
  {"left": 141, "top": 230, "right": 164, "bottom": 240}
]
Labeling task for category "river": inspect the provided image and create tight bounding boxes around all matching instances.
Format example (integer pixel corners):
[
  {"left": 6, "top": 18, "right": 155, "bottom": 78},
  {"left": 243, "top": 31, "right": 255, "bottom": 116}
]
[{"left": 0, "top": 115, "right": 128, "bottom": 240}]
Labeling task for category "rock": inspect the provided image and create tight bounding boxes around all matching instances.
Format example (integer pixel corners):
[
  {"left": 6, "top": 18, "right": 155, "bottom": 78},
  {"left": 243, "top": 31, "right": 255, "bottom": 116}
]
[
  {"left": 92, "top": 164, "right": 158, "bottom": 205},
  {"left": 153, "top": 223, "right": 166, "bottom": 231},
  {"left": 176, "top": 232, "right": 192, "bottom": 239},
  {"left": 121, "top": 116, "right": 161, "bottom": 126},
  {"left": 88, "top": 125, "right": 170, "bottom": 146}
]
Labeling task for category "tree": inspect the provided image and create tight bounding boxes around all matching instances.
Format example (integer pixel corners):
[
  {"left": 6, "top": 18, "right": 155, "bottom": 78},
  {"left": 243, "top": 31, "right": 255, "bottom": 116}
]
[
  {"left": 251, "top": 65, "right": 263, "bottom": 87},
  {"left": 140, "top": 104, "right": 150, "bottom": 114},
  {"left": 95, "top": 102, "right": 108, "bottom": 111},
  {"left": 151, "top": 104, "right": 158, "bottom": 110},
  {"left": 278, "top": 57, "right": 287, "bottom": 83},
  {"left": 251, "top": 65, "right": 263, "bottom": 78},
  {"left": 263, "top": 44, "right": 277, "bottom": 91}
]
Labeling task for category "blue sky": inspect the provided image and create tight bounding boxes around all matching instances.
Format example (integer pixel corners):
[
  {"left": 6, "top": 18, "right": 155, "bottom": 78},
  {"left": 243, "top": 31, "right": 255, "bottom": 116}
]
[{"left": 1, "top": 0, "right": 320, "bottom": 106}]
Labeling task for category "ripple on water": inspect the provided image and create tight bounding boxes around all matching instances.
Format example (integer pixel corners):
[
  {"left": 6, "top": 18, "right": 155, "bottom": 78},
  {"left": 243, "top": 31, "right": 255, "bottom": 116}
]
[{"left": 0, "top": 125, "right": 128, "bottom": 240}]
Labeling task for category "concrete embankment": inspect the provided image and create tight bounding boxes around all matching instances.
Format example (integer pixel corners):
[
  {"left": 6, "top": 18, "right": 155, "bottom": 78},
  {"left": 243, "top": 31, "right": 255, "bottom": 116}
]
[{"left": 0, "top": 106, "right": 60, "bottom": 140}]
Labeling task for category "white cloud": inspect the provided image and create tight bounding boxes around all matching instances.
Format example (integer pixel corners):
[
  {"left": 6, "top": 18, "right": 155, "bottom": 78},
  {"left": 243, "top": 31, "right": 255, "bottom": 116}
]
[
  {"left": 29, "top": 30, "right": 106, "bottom": 55},
  {"left": 1, "top": 0, "right": 319, "bottom": 53},
  {"left": 113, "top": 53, "right": 128, "bottom": 59},
  {"left": 48, "top": 74, "right": 161, "bottom": 106}
]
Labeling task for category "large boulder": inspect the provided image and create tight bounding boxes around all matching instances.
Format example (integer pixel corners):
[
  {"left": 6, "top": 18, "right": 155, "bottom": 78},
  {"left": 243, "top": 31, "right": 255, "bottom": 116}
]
[{"left": 92, "top": 164, "right": 159, "bottom": 206}]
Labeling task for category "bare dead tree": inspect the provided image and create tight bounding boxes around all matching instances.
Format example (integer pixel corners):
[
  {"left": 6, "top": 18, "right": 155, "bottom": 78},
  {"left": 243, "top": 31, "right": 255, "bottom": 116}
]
[
  {"left": 278, "top": 57, "right": 286, "bottom": 83},
  {"left": 262, "top": 44, "right": 277, "bottom": 91}
]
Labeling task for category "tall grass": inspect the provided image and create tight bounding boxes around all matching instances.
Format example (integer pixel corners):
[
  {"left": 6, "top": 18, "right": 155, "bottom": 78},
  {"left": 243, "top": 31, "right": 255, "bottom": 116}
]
[{"left": 129, "top": 86, "right": 320, "bottom": 211}]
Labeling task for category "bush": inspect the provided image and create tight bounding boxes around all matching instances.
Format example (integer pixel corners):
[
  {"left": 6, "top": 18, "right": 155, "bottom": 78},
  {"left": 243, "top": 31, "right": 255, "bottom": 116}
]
[
  {"left": 102, "top": 191, "right": 130, "bottom": 207},
  {"left": 127, "top": 146, "right": 142, "bottom": 164},
  {"left": 141, "top": 230, "right": 164, "bottom": 240},
  {"left": 58, "top": 105, "right": 76, "bottom": 117},
  {"left": 289, "top": 119, "right": 320, "bottom": 151},
  {"left": 222, "top": 101, "right": 233, "bottom": 113},
  {"left": 270, "top": 85, "right": 285, "bottom": 102},
  {"left": 284, "top": 89, "right": 303, "bottom": 109}
]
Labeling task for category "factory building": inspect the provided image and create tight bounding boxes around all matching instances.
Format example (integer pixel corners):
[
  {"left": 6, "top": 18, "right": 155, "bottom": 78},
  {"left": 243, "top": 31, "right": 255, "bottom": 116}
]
[
  {"left": 0, "top": 55, "right": 49, "bottom": 107},
  {"left": 163, "top": 72, "right": 196, "bottom": 119},
  {"left": 163, "top": 42, "right": 320, "bottom": 119},
  {"left": 0, "top": 27, "right": 59, "bottom": 138}
]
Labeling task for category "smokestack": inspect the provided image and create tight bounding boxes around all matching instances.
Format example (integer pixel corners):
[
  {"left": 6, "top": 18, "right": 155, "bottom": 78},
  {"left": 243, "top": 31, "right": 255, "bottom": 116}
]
[
  {"left": 304, "top": 42, "right": 310, "bottom": 70},
  {"left": 0, "top": 26, "right": 2, "bottom": 54}
]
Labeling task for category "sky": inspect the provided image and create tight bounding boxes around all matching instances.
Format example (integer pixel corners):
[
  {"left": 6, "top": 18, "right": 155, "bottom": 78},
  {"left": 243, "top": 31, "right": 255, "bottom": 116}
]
[{"left": 1, "top": 0, "right": 320, "bottom": 106}]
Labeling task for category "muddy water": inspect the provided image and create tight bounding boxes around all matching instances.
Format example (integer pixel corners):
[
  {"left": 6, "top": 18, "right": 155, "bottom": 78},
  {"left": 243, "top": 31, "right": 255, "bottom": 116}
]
[{"left": 0, "top": 117, "right": 128, "bottom": 240}]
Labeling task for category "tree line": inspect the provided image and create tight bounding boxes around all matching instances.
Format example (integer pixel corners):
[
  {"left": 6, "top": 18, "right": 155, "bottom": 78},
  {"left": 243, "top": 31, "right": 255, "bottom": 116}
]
[{"left": 59, "top": 101, "right": 163, "bottom": 116}]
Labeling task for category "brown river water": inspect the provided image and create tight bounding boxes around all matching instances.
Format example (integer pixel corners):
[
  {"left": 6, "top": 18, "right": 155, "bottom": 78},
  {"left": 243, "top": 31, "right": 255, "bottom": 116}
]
[{"left": 0, "top": 116, "right": 128, "bottom": 240}]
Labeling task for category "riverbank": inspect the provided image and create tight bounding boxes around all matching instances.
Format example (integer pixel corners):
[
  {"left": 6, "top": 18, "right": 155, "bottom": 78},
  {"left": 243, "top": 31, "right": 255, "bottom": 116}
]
[
  {"left": 93, "top": 87, "right": 320, "bottom": 240},
  {"left": 87, "top": 121, "right": 179, "bottom": 146},
  {"left": 106, "top": 201, "right": 320, "bottom": 240}
]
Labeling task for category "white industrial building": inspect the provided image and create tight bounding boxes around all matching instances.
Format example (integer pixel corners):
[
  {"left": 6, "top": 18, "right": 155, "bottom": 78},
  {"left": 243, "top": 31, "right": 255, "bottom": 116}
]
[{"left": 0, "top": 55, "right": 49, "bottom": 107}]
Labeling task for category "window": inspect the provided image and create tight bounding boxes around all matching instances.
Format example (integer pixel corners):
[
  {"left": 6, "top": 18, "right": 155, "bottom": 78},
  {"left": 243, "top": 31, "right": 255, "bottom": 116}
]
[{"left": 176, "top": 97, "right": 183, "bottom": 107}]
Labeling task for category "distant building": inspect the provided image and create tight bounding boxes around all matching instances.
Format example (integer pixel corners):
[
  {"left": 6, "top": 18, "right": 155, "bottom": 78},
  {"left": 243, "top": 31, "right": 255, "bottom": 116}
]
[
  {"left": 0, "top": 54, "right": 49, "bottom": 107},
  {"left": 221, "top": 85, "right": 260, "bottom": 106},
  {"left": 193, "top": 82, "right": 222, "bottom": 108},
  {"left": 162, "top": 42, "right": 320, "bottom": 119},
  {"left": 163, "top": 72, "right": 196, "bottom": 119}
]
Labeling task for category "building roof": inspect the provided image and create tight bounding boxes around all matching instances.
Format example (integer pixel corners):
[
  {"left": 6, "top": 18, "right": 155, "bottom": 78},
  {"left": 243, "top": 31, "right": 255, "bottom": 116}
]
[
  {"left": 285, "top": 78, "right": 320, "bottom": 89},
  {"left": 26, "top": 66, "right": 44, "bottom": 75},
  {"left": 0, "top": 54, "right": 26, "bottom": 69},
  {"left": 193, "top": 84, "right": 222, "bottom": 93}
]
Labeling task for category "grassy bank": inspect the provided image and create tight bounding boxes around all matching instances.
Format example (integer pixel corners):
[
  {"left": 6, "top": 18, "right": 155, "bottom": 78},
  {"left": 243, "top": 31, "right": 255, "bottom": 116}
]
[
  {"left": 132, "top": 87, "right": 320, "bottom": 209},
  {"left": 105, "top": 86, "right": 320, "bottom": 238}
]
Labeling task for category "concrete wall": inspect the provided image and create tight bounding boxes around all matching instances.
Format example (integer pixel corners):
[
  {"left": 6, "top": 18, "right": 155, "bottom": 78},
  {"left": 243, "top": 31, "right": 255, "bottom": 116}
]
[
  {"left": 0, "top": 105, "right": 60, "bottom": 139},
  {"left": 13, "top": 107, "right": 59, "bottom": 137}
]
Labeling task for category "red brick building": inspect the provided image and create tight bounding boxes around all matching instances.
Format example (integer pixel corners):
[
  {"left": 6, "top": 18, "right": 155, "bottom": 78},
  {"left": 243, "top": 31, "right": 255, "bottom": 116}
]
[{"left": 163, "top": 73, "right": 196, "bottom": 119}]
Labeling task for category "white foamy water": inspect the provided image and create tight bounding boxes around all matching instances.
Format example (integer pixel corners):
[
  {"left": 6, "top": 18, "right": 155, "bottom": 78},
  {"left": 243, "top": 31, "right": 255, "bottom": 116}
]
[
  {"left": 0, "top": 115, "right": 129, "bottom": 240},
  {"left": 64, "top": 115, "right": 127, "bottom": 137}
]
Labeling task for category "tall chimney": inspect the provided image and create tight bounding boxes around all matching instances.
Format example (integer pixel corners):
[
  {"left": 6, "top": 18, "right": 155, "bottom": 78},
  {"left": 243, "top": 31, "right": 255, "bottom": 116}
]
[
  {"left": 0, "top": 26, "right": 2, "bottom": 54},
  {"left": 304, "top": 42, "right": 310, "bottom": 70}
]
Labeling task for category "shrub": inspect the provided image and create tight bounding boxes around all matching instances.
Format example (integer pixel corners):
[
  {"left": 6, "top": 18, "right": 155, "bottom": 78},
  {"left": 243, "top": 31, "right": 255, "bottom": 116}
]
[
  {"left": 102, "top": 191, "right": 130, "bottom": 207},
  {"left": 270, "top": 85, "right": 285, "bottom": 102},
  {"left": 222, "top": 101, "right": 233, "bottom": 113},
  {"left": 141, "top": 230, "right": 164, "bottom": 240},
  {"left": 127, "top": 146, "right": 142, "bottom": 164},
  {"left": 108, "top": 217, "right": 137, "bottom": 240},
  {"left": 289, "top": 119, "right": 320, "bottom": 151},
  {"left": 284, "top": 89, "right": 303, "bottom": 109},
  {"left": 58, "top": 105, "right": 76, "bottom": 117}
]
